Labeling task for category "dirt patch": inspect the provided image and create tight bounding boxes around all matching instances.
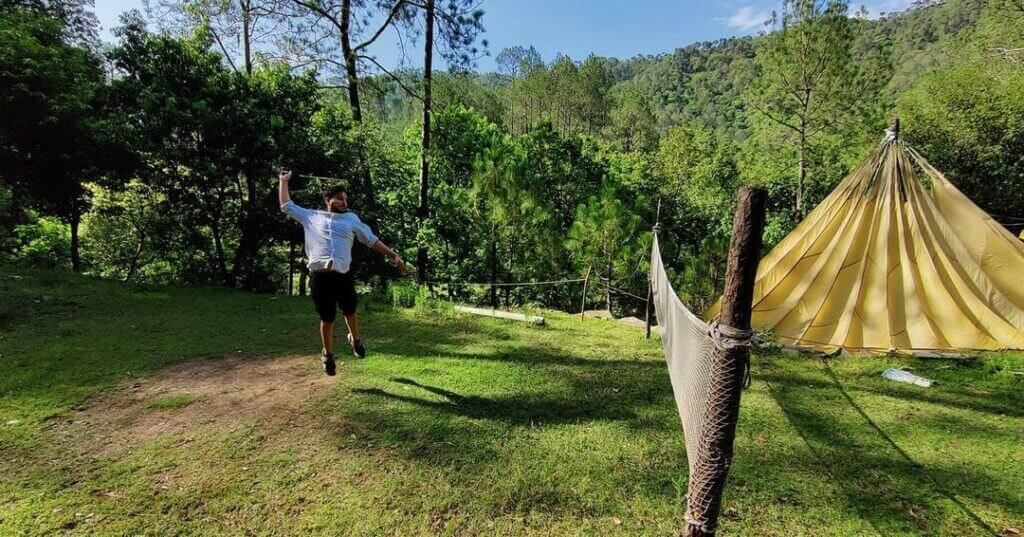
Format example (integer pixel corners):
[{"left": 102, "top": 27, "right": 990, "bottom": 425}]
[{"left": 61, "top": 354, "right": 334, "bottom": 455}]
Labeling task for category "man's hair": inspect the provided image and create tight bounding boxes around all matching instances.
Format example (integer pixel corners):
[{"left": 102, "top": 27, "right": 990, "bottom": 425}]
[{"left": 322, "top": 184, "right": 347, "bottom": 201}]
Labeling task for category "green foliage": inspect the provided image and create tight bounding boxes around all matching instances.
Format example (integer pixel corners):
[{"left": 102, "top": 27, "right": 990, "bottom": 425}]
[
  {"left": 388, "top": 283, "right": 420, "bottom": 308},
  {"left": 81, "top": 181, "right": 168, "bottom": 282},
  {"left": 899, "top": 31, "right": 1024, "bottom": 222},
  {"left": 2, "top": 0, "right": 1021, "bottom": 319},
  {"left": 566, "top": 183, "right": 648, "bottom": 291},
  {"left": 745, "top": 0, "right": 892, "bottom": 215},
  {"left": 0, "top": 5, "right": 107, "bottom": 271},
  {"left": 13, "top": 217, "right": 71, "bottom": 269},
  {"left": 604, "top": 81, "right": 659, "bottom": 152},
  {"left": 656, "top": 123, "right": 740, "bottom": 220}
]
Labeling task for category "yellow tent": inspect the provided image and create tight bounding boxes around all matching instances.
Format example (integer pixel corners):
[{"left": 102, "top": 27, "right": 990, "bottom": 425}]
[{"left": 710, "top": 129, "right": 1024, "bottom": 354}]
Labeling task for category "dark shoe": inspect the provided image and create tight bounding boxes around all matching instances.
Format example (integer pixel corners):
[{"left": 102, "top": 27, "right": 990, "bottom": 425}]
[
  {"left": 348, "top": 334, "right": 366, "bottom": 358},
  {"left": 321, "top": 349, "right": 336, "bottom": 376}
]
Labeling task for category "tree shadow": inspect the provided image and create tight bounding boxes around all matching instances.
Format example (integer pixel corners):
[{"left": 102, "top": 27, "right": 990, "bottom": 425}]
[
  {"left": 756, "top": 367, "right": 1024, "bottom": 419},
  {"left": 763, "top": 360, "right": 1007, "bottom": 535},
  {"left": 313, "top": 343, "right": 688, "bottom": 507}
]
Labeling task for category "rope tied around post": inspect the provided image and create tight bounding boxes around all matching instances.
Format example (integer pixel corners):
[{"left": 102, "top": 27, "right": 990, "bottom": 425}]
[
  {"left": 707, "top": 321, "right": 753, "bottom": 351},
  {"left": 709, "top": 321, "right": 755, "bottom": 389}
]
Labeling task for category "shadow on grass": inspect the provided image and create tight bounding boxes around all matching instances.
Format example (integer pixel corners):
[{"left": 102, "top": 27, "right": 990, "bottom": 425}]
[
  {"left": 763, "top": 360, "right": 1006, "bottom": 536},
  {"left": 314, "top": 338, "right": 689, "bottom": 510},
  {"left": 352, "top": 375, "right": 647, "bottom": 426},
  {"left": 758, "top": 367, "right": 1024, "bottom": 419}
]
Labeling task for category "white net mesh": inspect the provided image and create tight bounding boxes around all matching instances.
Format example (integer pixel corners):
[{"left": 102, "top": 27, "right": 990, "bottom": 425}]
[{"left": 649, "top": 235, "right": 716, "bottom": 473}]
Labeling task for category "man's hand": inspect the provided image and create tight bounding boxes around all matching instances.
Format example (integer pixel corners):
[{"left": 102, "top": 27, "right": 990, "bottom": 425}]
[
  {"left": 279, "top": 170, "right": 292, "bottom": 182},
  {"left": 392, "top": 254, "right": 409, "bottom": 275}
]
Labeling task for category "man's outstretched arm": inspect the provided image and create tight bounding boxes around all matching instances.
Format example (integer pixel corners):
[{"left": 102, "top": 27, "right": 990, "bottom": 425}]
[{"left": 371, "top": 240, "right": 408, "bottom": 274}]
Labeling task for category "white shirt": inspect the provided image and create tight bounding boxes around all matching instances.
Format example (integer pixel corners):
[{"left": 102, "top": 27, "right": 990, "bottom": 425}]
[{"left": 281, "top": 200, "right": 379, "bottom": 274}]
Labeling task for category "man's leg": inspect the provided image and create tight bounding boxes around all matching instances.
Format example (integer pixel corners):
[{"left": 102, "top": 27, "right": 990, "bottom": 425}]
[
  {"left": 339, "top": 273, "right": 365, "bottom": 358},
  {"left": 320, "top": 320, "right": 335, "bottom": 356},
  {"left": 310, "top": 271, "right": 338, "bottom": 376},
  {"left": 343, "top": 314, "right": 360, "bottom": 342}
]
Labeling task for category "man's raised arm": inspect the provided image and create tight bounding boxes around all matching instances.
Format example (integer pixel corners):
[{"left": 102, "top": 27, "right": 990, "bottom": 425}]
[{"left": 278, "top": 170, "right": 292, "bottom": 206}]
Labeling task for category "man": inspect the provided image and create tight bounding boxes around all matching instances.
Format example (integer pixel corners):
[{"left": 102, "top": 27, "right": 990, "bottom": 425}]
[{"left": 279, "top": 170, "right": 407, "bottom": 376}]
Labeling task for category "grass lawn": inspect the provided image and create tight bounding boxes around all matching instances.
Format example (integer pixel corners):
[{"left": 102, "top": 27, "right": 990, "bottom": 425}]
[{"left": 1, "top": 266, "right": 1022, "bottom": 535}]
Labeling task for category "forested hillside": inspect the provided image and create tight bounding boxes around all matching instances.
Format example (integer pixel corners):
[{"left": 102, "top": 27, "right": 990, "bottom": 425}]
[{"left": 2, "top": 0, "right": 1021, "bottom": 315}]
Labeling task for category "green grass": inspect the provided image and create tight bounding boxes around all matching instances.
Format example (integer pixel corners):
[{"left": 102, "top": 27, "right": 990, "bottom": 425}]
[
  {"left": 146, "top": 395, "right": 197, "bottom": 410},
  {"left": 1, "top": 266, "right": 1021, "bottom": 535}
]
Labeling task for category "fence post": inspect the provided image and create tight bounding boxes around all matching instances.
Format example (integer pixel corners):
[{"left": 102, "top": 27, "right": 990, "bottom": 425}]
[
  {"left": 645, "top": 199, "right": 662, "bottom": 339},
  {"left": 684, "top": 186, "right": 766, "bottom": 537},
  {"left": 580, "top": 265, "right": 592, "bottom": 321}
]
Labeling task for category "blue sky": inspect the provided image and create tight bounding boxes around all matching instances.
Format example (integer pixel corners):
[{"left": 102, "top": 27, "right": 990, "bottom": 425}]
[{"left": 94, "top": 0, "right": 914, "bottom": 71}]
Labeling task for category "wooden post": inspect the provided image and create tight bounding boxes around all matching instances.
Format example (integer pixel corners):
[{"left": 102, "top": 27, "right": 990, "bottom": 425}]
[
  {"left": 645, "top": 199, "right": 662, "bottom": 339},
  {"left": 288, "top": 240, "right": 296, "bottom": 296},
  {"left": 684, "top": 186, "right": 766, "bottom": 537},
  {"left": 580, "top": 265, "right": 592, "bottom": 321},
  {"left": 644, "top": 283, "right": 654, "bottom": 339}
]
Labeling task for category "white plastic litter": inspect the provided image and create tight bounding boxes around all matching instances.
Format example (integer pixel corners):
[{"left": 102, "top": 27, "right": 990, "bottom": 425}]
[{"left": 882, "top": 368, "right": 935, "bottom": 387}]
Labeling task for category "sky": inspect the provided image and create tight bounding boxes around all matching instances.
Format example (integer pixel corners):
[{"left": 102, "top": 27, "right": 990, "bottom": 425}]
[{"left": 93, "top": 0, "right": 915, "bottom": 72}]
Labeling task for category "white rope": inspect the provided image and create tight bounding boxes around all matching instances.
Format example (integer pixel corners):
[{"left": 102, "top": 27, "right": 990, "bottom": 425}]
[
  {"left": 296, "top": 173, "right": 346, "bottom": 182},
  {"left": 708, "top": 321, "right": 754, "bottom": 351},
  {"left": 421, "top": 277, "right": 585, "bottom": 288}
]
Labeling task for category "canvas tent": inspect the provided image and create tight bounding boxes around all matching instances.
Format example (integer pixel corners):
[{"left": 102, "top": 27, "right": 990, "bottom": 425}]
[{"left": 709, "top": 127, "right": 1024, "bottom": 353}]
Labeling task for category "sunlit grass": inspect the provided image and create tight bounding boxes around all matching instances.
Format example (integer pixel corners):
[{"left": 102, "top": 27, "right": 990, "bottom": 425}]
[{"left": 1, "top": 266, "right": 1020, "bottom": 535}]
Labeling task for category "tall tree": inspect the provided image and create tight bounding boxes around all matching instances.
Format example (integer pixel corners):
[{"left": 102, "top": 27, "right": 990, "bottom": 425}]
[
  {"left": 416, "top": 0, "right": 434, "bottom": 282},
  {"left": 746, "top": 0, "right": 888, "bottom": 216},
  {"left": 145, "top": 0, "right": 285, "bottom": 75},
  {"left": 409, "top": 0, "right": 484, "bottom": 281},
  {"left": 276, "top": 0, "right": 419, "bottom": 221},
  {"left": 0, "top": 5, "right": 109, "bottom": 271}
]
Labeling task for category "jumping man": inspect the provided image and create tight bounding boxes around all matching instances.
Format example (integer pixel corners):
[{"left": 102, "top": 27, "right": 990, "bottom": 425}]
[{"left": 279, "top": 170, "right": 407, "bottom": 375}]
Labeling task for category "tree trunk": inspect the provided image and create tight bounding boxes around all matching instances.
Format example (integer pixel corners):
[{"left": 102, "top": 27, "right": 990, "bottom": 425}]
[
  {"left": 797, "top": 131, "right": 806, "bottom": 219},
  {"left": 242, "top": 0, "right": 252, "bottom": 75},
  {"left": 684, "top": 186, "right": 767, "bottom": 537},
  {"left": 604, "top": 262, "right": 612, "bottom": 314},
  {"left": 125, "top": 233, "right": 145, "bottom": 282},
  {"left": 298, "top": 263, "right": 308, "bottom": 296},
  {"left": 340, "top": 0, "right": 362, "bottom": 123},
  {"left": 288, "top": 239, "right": 296, "bottom": 295},
  {"left": 489, "top": 238, "right": 498, "bottom": 308},
  {"left": 211, "top": 218, "right": 229, "bottom": 285},
  {"left": 340, "top": 0, "right": 377, "bottom": 208},
  {"left": 580, "top": 265, "right": 592, "bottom": 321},
  {"left": 416, "top": 0, "right": 435, "bottom": 284},
  {"left": 69, "top": 208, "right": 81, "bottom": 273},
  {"left": 233, "top": 167, "right": 261, "bottom": 287}
]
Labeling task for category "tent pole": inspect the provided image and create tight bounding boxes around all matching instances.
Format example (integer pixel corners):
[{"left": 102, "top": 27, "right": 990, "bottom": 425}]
[{"left": 684, "top": 186, "right": 766, "bottom": 537}]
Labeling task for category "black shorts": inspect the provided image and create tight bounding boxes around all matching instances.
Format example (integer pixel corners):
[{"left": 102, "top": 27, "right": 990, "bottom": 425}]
[{"left": 310, "top": 270, "right": 358, "bottom": 322}]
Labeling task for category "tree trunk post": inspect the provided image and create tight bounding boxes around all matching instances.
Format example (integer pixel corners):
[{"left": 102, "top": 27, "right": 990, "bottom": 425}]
[
  {"left": 684, "top": 186, "right": 766, "bottom": 537},
  {"left": 645, "top": 199, "right": 662, "bottom": 339},
  {"left": 69, "top": 208, "right": 81, "bottom": 273},
  {"left": 580, "top": 265, "right": 592, "bottom": 321},
  {"left": 416, "top": 0, "right": 435, "bottom": 284},
  {"left": 490, "top": 239, "right": 499, "bottom": 308},
  {"left": 644, "top": 280, "right": 654, "bottom": 339},
  {"left": 288, "top": 239, "right": 296, "bottom": 296},
  {"left": 604, "top": 264, "right": 612, "bottom": 315},
  {"left": 242, "top": 0, "right": 252, "bottom": 75}
]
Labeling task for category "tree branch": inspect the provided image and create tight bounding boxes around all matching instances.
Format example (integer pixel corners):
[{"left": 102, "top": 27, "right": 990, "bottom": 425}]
[
  {"left": 354, "top": 0, "right": 409, "bottom": 52},
  {"left": 357, "top": 53, "right": 424, "bottom": 103}
]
